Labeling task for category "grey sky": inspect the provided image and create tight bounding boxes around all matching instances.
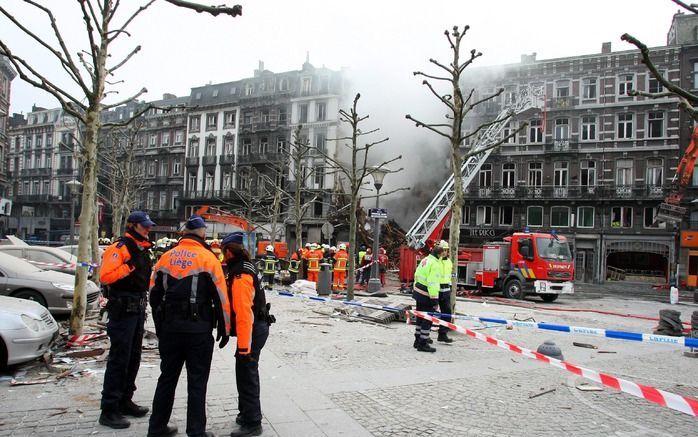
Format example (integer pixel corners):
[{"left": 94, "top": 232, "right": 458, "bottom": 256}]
[{"left": 1, "top": 0, "right": 684, "bottom": 227}]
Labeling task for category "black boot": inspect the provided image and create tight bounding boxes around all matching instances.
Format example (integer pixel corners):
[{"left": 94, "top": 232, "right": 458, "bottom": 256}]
[
  {"left": 99, "top": 410, "right": 130, "bottom": 429},
  {"left": 147, "top": 424, "right": 178, "bottom": 437},
  {"left": 230, "top": 422, "right": 263, "bottom": 437},
  {"left": 416, "top": 339, "right": 436, "bottom": 353},
  {"left": 437, "top": 332, "right": 454, "bottom": 343},
  {"left": 120, "top": 399, "right": 150, "bottom": 417},
  {"left": 413, "top": 335, "right": 419, "bottom": 349}
]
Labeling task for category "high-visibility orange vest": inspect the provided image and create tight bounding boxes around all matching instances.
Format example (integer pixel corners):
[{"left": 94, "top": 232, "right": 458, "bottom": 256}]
[
  {"left": 308, "top": 250, "right": 321, "bottom": 272},
  {"left": 334, "top": 250, "right": 348, "bottom": 271}
]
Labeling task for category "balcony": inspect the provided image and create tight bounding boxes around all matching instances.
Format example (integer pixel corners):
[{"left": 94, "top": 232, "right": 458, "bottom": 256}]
[
  {"left": 20, "top": 167, "right": 52, "bottom": 177},
  {"left": 183, "top": 189, "right": 237, "bottom": 200},
  {"left": 202, "top": 155, "right": 217, "bottom": 166},
  {"left": 154, "top": 176, "right": 169, "bottom": 184},
  {"left": 15, "top": 194, "right": 50, "bottom": 203},
  {"left": 463, "top": 184, "right": 669, "bottom": 201},
  {"left": 220, "top": 154, "right": 235, "bottom": 165},
  {"left": 185, "top": 157, "right": 199, "bottom": 167},
  {"left": 57, "top": 168, "right": 74, "bottom": 176},
  {"left": 545, "top": 139, "right": 578, "bottom": 153},
  {"left": 549, "top": 96, "right": 577, "bottom": 110},
  {"left": 237, "top": 152, "right": 286, "bottom": 165}
]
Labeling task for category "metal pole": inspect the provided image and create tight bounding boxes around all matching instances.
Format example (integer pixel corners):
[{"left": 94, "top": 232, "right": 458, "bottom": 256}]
[
  {"left": 367, "top": 186, "right": 382, "bottom": 293},
  {"left": 69, "top": 194, "right": 75, "bottom": 245}
]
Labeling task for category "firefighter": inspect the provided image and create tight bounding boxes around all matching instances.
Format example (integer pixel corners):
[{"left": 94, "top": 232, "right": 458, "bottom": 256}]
[
  {"left": 99, "top": 211, "right": 155, "bottom": 429},
  {"left": 148, "top": 215, "right": 231, "bottom": 437},
  {"left": 360, "top": 247, "right": 373, "bottom": 286},
  {"left": 260, "top": 245, "right": 278, "bottom": 289},
  {"left": 356, "top": 244, "right": 367, "bottom": 283},
  {"left": 221, "top": 232, "right": 275, "bottom": 437},
  {"left": 288, "top": 249, "right": 301, "bottom": 283},
  {"left": 333, "top": 243, "right": 349, "bottom": 290},
  {"left": 305, "top": 243, "right": 321, "bottom": 283},
  {"left": 412, "top": 244, "right": 444, "bottom": 353},
  {"left": 378, "top": 247, "right": 389, "bottom": 287},
  {"left": 436, "top": 240, "right": 454, "bottom": 344},
  {"left": 301, "top": 243, "right": 311, "bottom": 280}
]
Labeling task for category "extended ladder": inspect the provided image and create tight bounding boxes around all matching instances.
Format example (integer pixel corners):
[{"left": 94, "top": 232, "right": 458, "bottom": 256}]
[{"left": 406, "top": 86, "right": 545, "bottom": 249}]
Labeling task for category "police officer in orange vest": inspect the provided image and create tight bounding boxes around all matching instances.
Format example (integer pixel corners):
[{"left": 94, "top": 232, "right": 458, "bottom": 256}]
[
  {"left": 148, "top": 215, "right": 231, "bottom": 437},
  {"left": 99, "top": 211, "right": 154, "bottom": 429},
  {"left": 221, "top": 232, "right": 275, "bottom": 437}
]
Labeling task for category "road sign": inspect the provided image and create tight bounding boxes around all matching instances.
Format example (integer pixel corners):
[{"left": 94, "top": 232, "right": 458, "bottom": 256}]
[
  {"left": 321, "top": 222, "right": 334, "bottom": 237},
  {"left": 368, "top": 208, "right": 388, "bottom": 219}
]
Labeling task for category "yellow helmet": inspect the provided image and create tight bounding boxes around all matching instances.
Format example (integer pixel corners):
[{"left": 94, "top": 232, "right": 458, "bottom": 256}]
[{"left": 439, "top": 240, "right": 449, "bottom": 249}]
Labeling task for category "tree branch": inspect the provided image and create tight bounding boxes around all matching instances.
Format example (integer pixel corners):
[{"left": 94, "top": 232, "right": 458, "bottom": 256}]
[
  {"left": 164, "top": 0, "right": 243, "bottom": 17},
  {"left": 671, "top": 0, "right": 698, "bottom": 14},
  {"left": 405, "top": 114, "right": 451, "bottom": 139}
]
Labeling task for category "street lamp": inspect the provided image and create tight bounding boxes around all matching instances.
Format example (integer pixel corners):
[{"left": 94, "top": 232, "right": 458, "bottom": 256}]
[
  {"left": 66, "top": 180, "right": 82, "bottom": 245},
  {"left": 367, "top": 166, "right": 389, "bottom": 293}
]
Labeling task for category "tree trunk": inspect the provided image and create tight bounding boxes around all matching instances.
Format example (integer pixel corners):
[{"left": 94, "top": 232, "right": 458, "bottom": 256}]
[
  {"left": 91, "top": 199, "right": 101, "bottom": 287},
  {"left": 449, "top": 36, "right": 465, "bottom": 314},
  {"left": 346, "top": 195, "right": 358, "bottom": 301}
]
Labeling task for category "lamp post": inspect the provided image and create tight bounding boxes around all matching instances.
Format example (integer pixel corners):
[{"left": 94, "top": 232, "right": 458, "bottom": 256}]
[
  {"left": 367, "top": 166, "right": 389, "bottom": 293},
  {"left": 66, "top": 180, "right": 82, "bottom": 245}
]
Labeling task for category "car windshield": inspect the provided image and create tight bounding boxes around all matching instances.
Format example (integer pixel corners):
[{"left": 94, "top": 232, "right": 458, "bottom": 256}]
[
  {"left": 536, "top": 238, "right": 572, "bottom": 261},
  {"left": 0, "top": 253, "right": 44, "bottom": 274}
]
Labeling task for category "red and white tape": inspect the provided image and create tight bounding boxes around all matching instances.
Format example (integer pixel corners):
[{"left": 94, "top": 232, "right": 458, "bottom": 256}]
[
  {"left": 66, "top": 333, "right": 107, "bottom": 347},
  {"left": 413, "top": 310, "right": 698, "bottom": 417}
]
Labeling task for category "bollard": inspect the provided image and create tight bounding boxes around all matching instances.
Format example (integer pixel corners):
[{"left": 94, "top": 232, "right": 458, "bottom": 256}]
[
  {"left": 536, "top": 340, "right": 563, "bottom": 360},
  {"left": 317, "top": 262, "right": 332, "bottom": 296}
]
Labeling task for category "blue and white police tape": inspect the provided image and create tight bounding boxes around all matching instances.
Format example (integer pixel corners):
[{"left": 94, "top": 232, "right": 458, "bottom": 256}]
[
  {"left": 423, "top": 310, "right": 698, "bottom": 349},
  {"left": 273, "top": 290, "right": 404, "bottom": 313},
  {"left": 23, "top": 258, "right": 99, "bottom": 269}
]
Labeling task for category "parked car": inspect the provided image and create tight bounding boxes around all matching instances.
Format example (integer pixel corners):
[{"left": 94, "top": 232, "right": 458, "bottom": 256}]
[
  {"left": 0, "top": 295, "right": 58, "bottom": 368},
  {"left": 56, "top": 244, "right": 107, "bottom": 259},
  {"left": 0, "top": 245, "right": 82, "bottom": 276},
  {"left": 0, "top": 252, "right": 100, "bottom": 315}
]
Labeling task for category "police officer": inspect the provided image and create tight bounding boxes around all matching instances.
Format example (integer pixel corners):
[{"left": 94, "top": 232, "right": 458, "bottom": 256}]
[
  {"left": 412, "top": 244, "right": 444, "bottom": 353},
  {"left": 99, "top": 211, "right": 155, "bottom": 429},
  {"left": 259, "top": 245, "right": 278, "bottom": 289},
  {"left": 148, "top": 215, "right": 231, "bottom": 437},
  {"left": 221, "top": 232, "right": 274, "bottom": 437},
  {"left": 437, "top": 240, "right": 454, "bottom": 344}
]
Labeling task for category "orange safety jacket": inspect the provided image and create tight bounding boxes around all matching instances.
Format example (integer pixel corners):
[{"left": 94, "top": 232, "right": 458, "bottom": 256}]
[
  {"left": 228, "top": 260, "right": 268, "bottom": 355},
  {"left": 333, "top": 250, "right": 349, "bottom": 271},
  {"left": 306, "top": 249, "right": 322, "bottom": 272},
  {"left": 101, "top": 231, "right": 153, "bottom": 294},
  {"left": 149, "top": 235, "right": 231, "bottom": 335}
]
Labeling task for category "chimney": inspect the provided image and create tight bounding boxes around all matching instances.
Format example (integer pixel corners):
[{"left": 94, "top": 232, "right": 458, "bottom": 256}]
[
  {"left": 162, "top": 93, "right": 176, "bottom": 100},
  {"left": 601, "top": 42, "right": 612, "bottom": 54},
  {"left": 520, "top": 52, "right": 537, "bottom": 64},
  {"left": 254, "top": 60, "right": 264, "bottom": 77}
]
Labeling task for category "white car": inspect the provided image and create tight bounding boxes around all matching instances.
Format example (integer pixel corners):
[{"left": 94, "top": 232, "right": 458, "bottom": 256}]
[{"left": 0, "top": 295, "right": 58, "bottom": 367}]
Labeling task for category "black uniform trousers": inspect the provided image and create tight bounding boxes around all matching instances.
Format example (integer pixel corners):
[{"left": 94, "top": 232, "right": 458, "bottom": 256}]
[
  {"left": 149, "top": 331, "right": 214, "bottom": 436},
  {"left": 101, "top": 307, "right": 145, "bottom": 411},
  {"left": 438, "top": 287, "right": 452, "bottom": 334},
  {"left": 236, "top": 321, "right": 270, "bottom": 425},
  {"left": 412, "top": 290, "right": 436, "bottom": 339}
]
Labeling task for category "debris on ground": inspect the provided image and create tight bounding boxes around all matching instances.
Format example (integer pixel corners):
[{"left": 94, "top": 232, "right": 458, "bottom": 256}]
[
  {"left": 576, "top": 383, "right": 603, "bottom": 392},
  {"left": 572, "top": 342, "right": 598, "bottom": 349},
  {"left": 529, "top": 388, "right": 556, "bottom": 399}
]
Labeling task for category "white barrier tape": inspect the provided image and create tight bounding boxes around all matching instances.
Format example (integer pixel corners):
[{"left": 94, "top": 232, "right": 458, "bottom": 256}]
[
  {"left": 23, "top": 258, "right": 99, "bottom": 269},
  {"left": 413, "top": 311, "right": 698, "bottom": 417}
]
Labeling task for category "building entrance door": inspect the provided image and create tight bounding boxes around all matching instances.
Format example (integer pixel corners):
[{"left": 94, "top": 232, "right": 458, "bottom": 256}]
[
  {"left": 575, "top": 249, "right": 594, "bottom": 283},
  {"left": 688, "top": 251, "right": 698, "bottom": 289}
]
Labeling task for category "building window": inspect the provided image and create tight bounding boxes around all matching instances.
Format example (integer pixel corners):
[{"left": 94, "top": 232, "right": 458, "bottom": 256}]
[
  {"left": 479, "top": 163, "right": 492, "bottom": 187},
  {"left": 299, "top": 104, "right": 308, "bottom": 123},
  {"left": 499, "top": 206, "right": 513, "bottom": 226},
  {"left": 149, "top": 134, "right": 157, "bottom": 147},
  {"left": 159, "top": 192, "right": 167, "bottom": 210},
  {"left": 615, "top": 159, "right": 633, "bottom": 186},
  {"left": 279, "top": 107, "right": 288, "bottom": 123},
  {"left": 554, "top": 118, "right": 569, "bottom": 142},
  {"left": 648, "top": 73, "right": 663, "bottom": 94},
  {"left": 277, "top": 138, "right": 286, "bottom": 154},
  {"left": 693, "top": 62, "right": 698, "bottom": 89},
  {"left": 644, "top": 207, "right": 666, "bottom": 229},
  {"left": 245, "top": 83, "right": 253, "bottom": 96},
  {"left": 189, "top": 115, "right": 200, "bottom": 132},
  {"left": 242, "top": 139, "right": 251, "bottom": 155},
  {"left": 260, "top": 109, "right": 269, "bottom": 123},
  {"left": 577, "top": 206, "right": 594, "bottom": 228},
  {"left": 580, "top": 160, "right": 596, "bottom": 187},
  {"left": 243, "top": 112, "right": 253, "bottom": 125},
  {"left": 476, "top": 206, "right": 492, "bottom": 226},
  {"left": 46, "top": 136, "right": 52, "bottom": 147},
  {"left": 502, "top": 163, "right": 516, "bottom": 188},
  {"left": 647, "top": 111, "right": 664, "bottom": 138},
  {"left": 617, "top": 113, "right": 633, "bottom": 139},
  {"left": 555, "top": 80, "right": 570, "bottom": 97},
  {"left": 148, "top": 161, "right": 156, "bottom": 176},
  {"left": 502, "top": 121, "right": 517, "bottom": 144},
  {"left": 187, "top": 139, "right": 199, "bottom": 157},
  {"left": 581, "top": 115, "right": 597, "bottom": 141},
  {"left": 171, "top": 191, "right": 178, "bottom": 209},
  {"left": 206, "top": 113, "right": 217, "bottom": 130},
  {"left": 223, "top": 171, "right": 232, "bottom": 190},
  {"left": 582, "top": 78, "right": 597, "bottom": 99},
  {"left": 618, "top": 74, "right": 634, "bottom": 96},
  {"left": 160, "top": 160, "right": 168, "bottom": 176},
  {"left": 529, "top": 119, "right": 543, "bottom": 143},
  {"left": 206, "top": 138, "right": 216, "bottom": 156},
  {"left": 224, "top": 137, "right": 235, "bottom": 156},
  {"left": 224, "top": 110, "right": 237, "bottom": 128},
  {"left": 302, "top": 77, "right": 311, "bottom": 95},
  {"left": 259, "top": 138, "right": 268, "bottom": 155},
  {"left": 314, "top": 199, "right": 323, "bottom": 217},
  {"left": 553, "top": 162, "right": 568, "bottom": 186},
  {"left": 611, "top": 206, "right": 633, "bottom": 228},
  {"left": 646, "top": 158, "right": 663, "bottom": 186},
  {"left": 161, "top": 132, "right": 170, "bottom": 146},
  {"left": 551, "top": 206, "right": 570, "bottom": 227},
  {"left": 461, "top": 205, "right": 470, "bottom": 225},
  {"left": 205, "top": 172, "right": 215, "bottom": 196},
  {"left": 173, "top": 159, "right": 181, "bottom": 176},
  {"left": 315, "top": 132, "right": 326, "bottom": 153},
  {"left": 316, "top": 102, "right": 327, "bottom": 121},
  {"left": 147, "top": 192, "right": 154, "bottom": 210},
  {"left": 314, "top": 166, "right": 324, "bottom": 188},
  {"left": 528, "top": 162, "right": 543, "bottom": 186},
  {"left": 239, "top": 170, "right": 249, "bottom": 190},
  {"left": 527, "top": 206, "right": 543, "bottom": 227}
]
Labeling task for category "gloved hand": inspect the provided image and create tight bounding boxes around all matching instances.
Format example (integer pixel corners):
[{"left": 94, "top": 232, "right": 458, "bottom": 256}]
[
  {"left": 126, "top": 258, "right": 135, "bottom": 269},
  {"left": 237, "top": 353, "right": 256, "bottom": 363},
  {"left": 430, "top": 298, "right": 439, "bottom": 309},
  {"left": 216, "top": 331, "right": 229, "bottom": 349}
]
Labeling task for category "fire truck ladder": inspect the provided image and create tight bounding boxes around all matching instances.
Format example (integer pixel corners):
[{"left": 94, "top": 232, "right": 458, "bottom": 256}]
[{"left": 406, "top": 86, "right": 545, "bottom": 249}]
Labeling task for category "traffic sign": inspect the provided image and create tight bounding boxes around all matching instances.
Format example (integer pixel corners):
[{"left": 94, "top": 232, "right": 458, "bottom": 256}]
[
  {"left": 368, "top": 208, "right": 388, "bottom": 219},
  {"left": 321, "top": 222, "right": 334, "bottom": 237}
]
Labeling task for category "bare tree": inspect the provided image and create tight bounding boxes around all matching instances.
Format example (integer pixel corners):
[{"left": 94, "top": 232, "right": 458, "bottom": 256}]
[
  {"left": 287, "top": 124, "right": 320, "bottom": 250},
  {"left": 0, "top": 0, "right": 241, "bottom": 335},
  {"left": 622, "top": 1, "right": 698, "bottom": 120},
  {"left": 406, "top": 26, "right": 524, "bottom": 310},
  {"left": 322, "top": 94, "right": 403, "bottom": 300}
]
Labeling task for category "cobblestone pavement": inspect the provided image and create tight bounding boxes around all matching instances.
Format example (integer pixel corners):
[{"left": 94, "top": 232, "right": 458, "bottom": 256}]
[{"left": 1, "top": 284, "right": 697, "bottom": 436}]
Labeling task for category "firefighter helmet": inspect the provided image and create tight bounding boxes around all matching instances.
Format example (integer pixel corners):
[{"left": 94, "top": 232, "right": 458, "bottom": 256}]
[
  {"left": 338, "top": 243, "right": 347, "bottom": 250},
  {"left": 266, "top": 244, "right": 274, "bottom": 252},
  {"left": 439, "top": 240, "right": 449, "bottom": 249}
]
